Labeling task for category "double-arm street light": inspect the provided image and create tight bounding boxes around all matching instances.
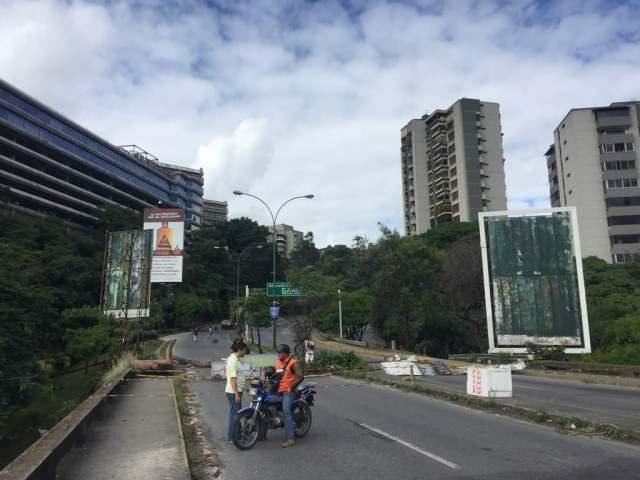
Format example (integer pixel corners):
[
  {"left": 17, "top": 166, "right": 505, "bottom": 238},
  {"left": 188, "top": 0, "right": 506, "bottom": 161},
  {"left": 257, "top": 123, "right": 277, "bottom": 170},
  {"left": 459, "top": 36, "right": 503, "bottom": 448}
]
[
  {"left": 214, "top": 244, "right": 264, "bottom": 328},
  {"left": 233, "top": 190, "right": 314, "bottom": 348}
]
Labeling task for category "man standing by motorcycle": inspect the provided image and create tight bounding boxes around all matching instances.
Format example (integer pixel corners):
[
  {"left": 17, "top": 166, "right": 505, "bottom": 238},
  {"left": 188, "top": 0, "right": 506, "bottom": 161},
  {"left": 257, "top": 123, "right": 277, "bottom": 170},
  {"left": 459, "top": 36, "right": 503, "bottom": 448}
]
[{"left": 275, "top": 344, "right": 304, "bottom": 448}]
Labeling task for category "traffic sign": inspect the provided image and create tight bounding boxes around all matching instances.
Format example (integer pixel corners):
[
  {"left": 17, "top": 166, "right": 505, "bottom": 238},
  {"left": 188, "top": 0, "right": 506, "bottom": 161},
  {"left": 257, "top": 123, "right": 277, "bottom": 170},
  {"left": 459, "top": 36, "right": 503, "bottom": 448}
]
[
  {"left": 269, "top": 306, "right": 280, "bottom": 318},
  {"left": 267, "top": 282, "right": 304, "bottom": 297}
]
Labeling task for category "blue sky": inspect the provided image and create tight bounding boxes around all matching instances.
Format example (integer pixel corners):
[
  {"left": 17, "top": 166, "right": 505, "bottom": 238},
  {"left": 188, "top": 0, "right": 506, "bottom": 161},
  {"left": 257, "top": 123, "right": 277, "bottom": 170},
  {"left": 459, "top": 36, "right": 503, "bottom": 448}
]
[{"left": 2, "top": 0, "right": 640, "bottom": 245}]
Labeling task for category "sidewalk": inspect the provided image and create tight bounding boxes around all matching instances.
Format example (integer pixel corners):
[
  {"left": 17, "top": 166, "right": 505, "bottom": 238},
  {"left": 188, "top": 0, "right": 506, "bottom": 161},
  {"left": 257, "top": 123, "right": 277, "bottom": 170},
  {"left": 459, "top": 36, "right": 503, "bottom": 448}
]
[{"left": 55, "top": 377, "right": 189, "bottom": 480}]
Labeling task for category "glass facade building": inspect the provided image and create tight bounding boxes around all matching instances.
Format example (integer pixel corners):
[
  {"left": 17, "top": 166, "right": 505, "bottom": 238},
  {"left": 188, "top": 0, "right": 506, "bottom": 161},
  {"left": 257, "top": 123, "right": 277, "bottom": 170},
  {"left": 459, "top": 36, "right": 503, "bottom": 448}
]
[{"left": 0, "top": 78, "right": 203, "bottom": 229}]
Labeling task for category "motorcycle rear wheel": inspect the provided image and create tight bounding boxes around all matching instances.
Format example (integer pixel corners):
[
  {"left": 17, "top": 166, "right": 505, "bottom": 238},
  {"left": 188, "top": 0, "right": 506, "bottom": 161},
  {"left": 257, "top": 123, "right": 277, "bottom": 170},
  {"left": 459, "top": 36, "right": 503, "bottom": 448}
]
[
  {"left": 293, "top": 402, "right": 312, "bottom": 438},
  {"left": 233, "top": 412, "right": 260, "bottom": 450}
]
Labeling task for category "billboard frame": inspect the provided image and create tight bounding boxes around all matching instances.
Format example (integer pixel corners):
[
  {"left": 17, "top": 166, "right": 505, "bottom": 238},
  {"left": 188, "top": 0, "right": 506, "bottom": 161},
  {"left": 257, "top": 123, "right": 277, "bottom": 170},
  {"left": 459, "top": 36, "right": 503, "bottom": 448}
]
[
  {"left": 479, "top": 207, "right": 591, "bottom": 354},
  {"left": 100, "top": 229, "right": 153, "bottom": 320}
]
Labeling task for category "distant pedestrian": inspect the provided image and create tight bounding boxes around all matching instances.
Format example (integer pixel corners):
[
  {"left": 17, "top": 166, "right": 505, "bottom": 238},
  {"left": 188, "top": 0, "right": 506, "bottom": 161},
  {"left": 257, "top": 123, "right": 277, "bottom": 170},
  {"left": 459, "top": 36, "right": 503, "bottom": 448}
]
[
  {"left": 226, "top": 340, "right": 249, "bottom": 442},
  {"left": 304, "top": 339, "right": 315, "bottom": 364},
  {"left": 208, "top": 326, "right": 213, "bottom": 336},
  {"left": 193, "top": 327, "right": 199, "bottom": 342}
]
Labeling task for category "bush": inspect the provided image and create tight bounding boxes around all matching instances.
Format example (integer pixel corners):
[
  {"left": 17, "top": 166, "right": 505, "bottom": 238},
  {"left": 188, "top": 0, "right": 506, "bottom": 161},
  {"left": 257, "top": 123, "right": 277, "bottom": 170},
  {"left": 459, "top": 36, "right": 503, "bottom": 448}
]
[
  {"left": 580, "top": 346, "right": 640, "bottom": 365},
  {"left": 310, "top": 351, "right": 364, "bottom": 370},
  {"left": 526, "top": 343, "right": 567, "bottom": 361}
]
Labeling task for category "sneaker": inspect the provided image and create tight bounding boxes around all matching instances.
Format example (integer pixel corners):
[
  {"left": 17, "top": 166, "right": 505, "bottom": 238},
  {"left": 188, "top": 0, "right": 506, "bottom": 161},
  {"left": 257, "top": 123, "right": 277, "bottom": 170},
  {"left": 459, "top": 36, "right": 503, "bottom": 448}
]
[{"left": 281, "top": 438, "right": 296, "bottom": 448}]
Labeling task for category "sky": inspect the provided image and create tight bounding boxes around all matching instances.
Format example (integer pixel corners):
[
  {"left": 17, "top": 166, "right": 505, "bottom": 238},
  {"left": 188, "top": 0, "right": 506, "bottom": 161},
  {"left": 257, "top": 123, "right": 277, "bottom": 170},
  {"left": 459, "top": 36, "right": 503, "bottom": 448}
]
[{"left": 1, "top": 0, "right": 640, "bottom": 247}]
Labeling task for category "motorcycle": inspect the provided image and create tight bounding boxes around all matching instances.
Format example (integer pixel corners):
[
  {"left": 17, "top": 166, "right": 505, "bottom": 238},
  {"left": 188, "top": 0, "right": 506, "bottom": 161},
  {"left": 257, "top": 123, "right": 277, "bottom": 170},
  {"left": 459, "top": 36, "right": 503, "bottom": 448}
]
[{"left": 232, "top": 369, "right": 317, "bottom": 450}]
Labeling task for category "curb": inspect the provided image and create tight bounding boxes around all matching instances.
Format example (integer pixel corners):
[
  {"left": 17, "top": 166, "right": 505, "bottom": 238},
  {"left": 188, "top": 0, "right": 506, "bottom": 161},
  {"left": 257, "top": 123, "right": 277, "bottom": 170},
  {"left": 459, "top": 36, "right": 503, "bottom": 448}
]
[{"left": 171, "top": 379, "right": 191, "bottom": 479}]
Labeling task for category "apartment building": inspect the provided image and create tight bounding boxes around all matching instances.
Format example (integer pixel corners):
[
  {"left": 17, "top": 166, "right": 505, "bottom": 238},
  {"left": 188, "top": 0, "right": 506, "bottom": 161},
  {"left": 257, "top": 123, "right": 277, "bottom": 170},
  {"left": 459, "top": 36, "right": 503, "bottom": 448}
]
[
  {"left": 202, "top": 199, "right": 228, "bottom": 226},
  {"left": 0, "top": 78, "right": 203, "bottom": 230},
  {"left": 546, "top": 101, "right": 640, "bottom": 263},
  {"left": 267, "top": 224, "right": 303, "bottom": 258},
  {"left": 401, "top": 98, "right": 507, "bottom": 235}
]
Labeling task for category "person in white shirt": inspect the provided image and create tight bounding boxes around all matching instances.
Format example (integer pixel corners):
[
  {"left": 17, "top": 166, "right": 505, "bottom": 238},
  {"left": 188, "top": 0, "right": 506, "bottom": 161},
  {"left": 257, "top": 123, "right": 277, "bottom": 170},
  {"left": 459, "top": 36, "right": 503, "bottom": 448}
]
[
  {"left": 304, "top": 339, "right": 315, "bottom": 364},
  {"left": 225, "top": 340, "right": 248, "bottom": 442}
]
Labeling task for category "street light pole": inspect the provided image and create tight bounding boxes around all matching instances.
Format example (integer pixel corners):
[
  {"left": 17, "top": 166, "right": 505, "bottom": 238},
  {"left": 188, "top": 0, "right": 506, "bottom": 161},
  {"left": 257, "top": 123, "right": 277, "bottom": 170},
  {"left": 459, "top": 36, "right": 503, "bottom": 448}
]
[
  {"left": 214, "top": 244, "right": 263, "bottom": 332},
  {"left": 338, "top": 289, "right": 343, "bottom": 339},
  {"left": 233, "top": 190, "right": 314, "bottom": 349}
]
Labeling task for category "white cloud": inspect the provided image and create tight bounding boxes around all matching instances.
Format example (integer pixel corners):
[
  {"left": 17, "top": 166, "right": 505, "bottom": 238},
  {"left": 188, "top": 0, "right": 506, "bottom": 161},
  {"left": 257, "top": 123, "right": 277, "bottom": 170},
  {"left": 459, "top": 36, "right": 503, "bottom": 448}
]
[{"left": 1, "top": 0, "right": 639, "bottom": 245}]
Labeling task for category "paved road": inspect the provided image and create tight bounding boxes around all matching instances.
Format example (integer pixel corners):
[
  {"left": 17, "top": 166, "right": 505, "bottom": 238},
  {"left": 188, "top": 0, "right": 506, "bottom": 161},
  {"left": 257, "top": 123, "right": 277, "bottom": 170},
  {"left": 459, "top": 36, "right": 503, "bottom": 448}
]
[
  {"left": 413, "top": 372, "right": 640, "bottom": 431},
  {"left": 176, "top": 332, "right": 640, "bottom": 479},
  {"left": 172, "top": 324, "right": 640, "bottom": 431}
]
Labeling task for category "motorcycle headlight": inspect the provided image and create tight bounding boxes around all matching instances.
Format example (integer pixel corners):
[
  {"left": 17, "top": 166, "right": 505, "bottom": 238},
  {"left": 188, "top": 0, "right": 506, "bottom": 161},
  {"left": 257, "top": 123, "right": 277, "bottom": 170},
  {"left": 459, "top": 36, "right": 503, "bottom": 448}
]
[{"left": 249, "top": 387, "right": 258, "bottom": 396}]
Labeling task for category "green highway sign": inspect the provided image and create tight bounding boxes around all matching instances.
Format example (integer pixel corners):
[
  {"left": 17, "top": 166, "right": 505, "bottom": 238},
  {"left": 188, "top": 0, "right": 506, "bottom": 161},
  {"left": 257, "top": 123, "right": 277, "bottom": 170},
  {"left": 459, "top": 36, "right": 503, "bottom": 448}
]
[{"left": 267, "top": 282, "right": 305, "bottom": 297}]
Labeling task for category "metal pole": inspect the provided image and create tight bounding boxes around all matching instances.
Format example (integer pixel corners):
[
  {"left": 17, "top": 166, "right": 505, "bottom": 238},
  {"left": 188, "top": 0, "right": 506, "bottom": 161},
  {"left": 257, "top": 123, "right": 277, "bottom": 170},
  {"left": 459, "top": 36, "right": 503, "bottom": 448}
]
[
  {"left": 236, "top": 254, "right": 241, "bottom": 329},
  {"left": 232, "top": 191, "right": 314, "bottom": 350},
  {"left": 338, "top": 289, "right": 343, "bottom": 339},
  {"left": 272, "top": 221, "right": 277, "bottom": 349}
]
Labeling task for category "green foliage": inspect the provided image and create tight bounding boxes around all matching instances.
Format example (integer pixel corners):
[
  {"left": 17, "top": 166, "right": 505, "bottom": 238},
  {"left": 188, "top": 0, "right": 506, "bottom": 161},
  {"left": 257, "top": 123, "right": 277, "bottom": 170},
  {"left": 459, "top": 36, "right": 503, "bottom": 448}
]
[
  {"left": 526, "top": 343, "right": 568, "bottom": 361},
  {"left": 421, "top": 221, "right": 479, "bottom": 249},
  {"left": 311, "top": 351, "right": 364, "bottom": 370},
  {"left": 242, "top": 290, "right": 271, "bottom": 329}
]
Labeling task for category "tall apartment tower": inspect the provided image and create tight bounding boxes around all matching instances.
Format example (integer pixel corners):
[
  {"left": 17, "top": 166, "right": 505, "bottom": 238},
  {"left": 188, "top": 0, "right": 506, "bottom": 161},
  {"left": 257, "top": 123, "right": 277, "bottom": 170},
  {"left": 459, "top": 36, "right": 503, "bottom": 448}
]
[
  {"left": 546, "top": 101, "right": 640, "bottom": 263},
  {"left": 401, "top": 98, "right": 507, "bottom": 235}
]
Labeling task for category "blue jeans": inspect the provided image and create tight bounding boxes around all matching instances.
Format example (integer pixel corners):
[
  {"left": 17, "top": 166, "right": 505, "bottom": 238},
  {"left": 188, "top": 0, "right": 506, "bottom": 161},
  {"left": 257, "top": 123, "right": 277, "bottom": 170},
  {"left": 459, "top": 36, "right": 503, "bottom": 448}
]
[
  {"left": 226, "top": 392, "right": 242, "bottom": 441},
  {"left": 282, "top": 392, "right": 295, "bottom": 439}
]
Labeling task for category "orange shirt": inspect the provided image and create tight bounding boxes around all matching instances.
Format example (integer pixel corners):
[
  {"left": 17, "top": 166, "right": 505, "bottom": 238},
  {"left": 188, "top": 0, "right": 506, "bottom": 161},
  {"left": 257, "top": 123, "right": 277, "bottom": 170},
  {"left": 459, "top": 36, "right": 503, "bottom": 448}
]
[{"left": 275, "top": 357, "right": 298, "bottom": 393}]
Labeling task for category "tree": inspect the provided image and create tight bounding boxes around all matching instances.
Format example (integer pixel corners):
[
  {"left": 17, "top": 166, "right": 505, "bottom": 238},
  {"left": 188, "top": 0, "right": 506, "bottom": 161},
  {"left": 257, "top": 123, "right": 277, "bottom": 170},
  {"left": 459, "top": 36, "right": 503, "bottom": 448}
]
[
  {"left": 287, "top": 267, "right": 343, "bottom": 354},
  {"left": 441, "top": 235, "right": 487, "bottom": 351},
  {"left": 421, "top": 221, "right": 479, "bottom": 249},
  {"left": 242, "top": 290, "right": 271, "bottom": 352},
  {"left": 341, "top": 289, "right": 373, "bottom": 341}
]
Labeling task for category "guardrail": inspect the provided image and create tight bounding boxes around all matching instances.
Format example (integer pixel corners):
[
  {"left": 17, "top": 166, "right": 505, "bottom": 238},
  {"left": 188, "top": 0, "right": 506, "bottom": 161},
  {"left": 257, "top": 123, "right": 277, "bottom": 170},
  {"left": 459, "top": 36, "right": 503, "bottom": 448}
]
[
  {"left": 0, "top": 371, "right": 129, "bottom": 480},
  {"left": 529, "top": 360, "right": 640, "bottom": 377},
  {"left": 334, "top": 338, "right": 368, "bottom": 347}
]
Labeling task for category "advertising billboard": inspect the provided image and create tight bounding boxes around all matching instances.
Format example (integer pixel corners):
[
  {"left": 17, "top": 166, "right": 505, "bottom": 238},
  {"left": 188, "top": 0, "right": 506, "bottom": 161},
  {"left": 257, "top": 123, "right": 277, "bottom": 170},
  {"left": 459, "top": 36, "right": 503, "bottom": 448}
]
[
  {"left": 102, "top": 229, "right": 153, "bottom": 319},
  {"left": 143, "top": 208, "right": 185, "bottom": 283},
  {"left": 479, "top": 207, "right": 590, "bottom": 354}
]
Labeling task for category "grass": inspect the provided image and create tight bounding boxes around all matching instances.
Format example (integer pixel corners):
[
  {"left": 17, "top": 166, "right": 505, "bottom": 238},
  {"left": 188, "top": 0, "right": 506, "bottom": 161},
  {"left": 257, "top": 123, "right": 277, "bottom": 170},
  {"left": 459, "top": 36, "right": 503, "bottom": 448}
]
[
  {"left": 340, "top": 371, "right": 640, "bottom": 444},
  {"left": 139, "top": 339, "right": 163, "bottom": 360},
  {"left": 172, "top": 377, "right": 221, "bottom": 479},
  {"left": 0, "top": 363, "right": 110, "bottom": 469}
]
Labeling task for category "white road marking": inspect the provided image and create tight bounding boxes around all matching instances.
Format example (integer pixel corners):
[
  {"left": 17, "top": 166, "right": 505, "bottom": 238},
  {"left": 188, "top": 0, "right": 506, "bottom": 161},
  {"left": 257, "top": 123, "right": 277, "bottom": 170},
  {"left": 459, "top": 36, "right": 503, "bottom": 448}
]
[{"left": 358, "top": 422, "right": 460, "bottom": 470}]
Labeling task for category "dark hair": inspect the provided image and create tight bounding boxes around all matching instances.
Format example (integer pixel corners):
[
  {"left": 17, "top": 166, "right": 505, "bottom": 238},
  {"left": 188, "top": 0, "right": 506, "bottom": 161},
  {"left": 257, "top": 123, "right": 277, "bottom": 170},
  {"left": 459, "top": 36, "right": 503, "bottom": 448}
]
[{"left": 230, "top": 340, "right": 248, "bottom": 353}]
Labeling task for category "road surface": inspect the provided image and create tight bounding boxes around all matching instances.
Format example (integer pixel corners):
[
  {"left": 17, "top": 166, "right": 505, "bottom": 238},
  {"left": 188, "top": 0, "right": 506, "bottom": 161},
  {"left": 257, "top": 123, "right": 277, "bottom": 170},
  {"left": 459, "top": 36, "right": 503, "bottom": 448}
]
[
  {"left": 412, "top": 372, "right": 640, "bottom": 431},
  {"left": 175, "top": 330, "right": 640, "bottom": 479}
]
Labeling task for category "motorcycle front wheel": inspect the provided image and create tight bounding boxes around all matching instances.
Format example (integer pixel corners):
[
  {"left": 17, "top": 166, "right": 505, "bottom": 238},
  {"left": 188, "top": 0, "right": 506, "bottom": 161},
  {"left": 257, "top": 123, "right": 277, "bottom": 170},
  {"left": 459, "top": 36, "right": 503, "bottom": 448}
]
[
  {"left": 293, "top": 402, "right": 312, "bottom": 438},
  {"left": 233, "top": 411, "right": 260, "bottom": 450}
]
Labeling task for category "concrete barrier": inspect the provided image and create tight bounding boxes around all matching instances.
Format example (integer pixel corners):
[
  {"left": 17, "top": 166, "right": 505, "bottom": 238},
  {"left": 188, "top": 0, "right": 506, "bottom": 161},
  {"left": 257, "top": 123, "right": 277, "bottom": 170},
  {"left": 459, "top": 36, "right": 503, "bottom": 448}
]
[{"left": 0, "top": 371, "right": 128, "bottom": 480}]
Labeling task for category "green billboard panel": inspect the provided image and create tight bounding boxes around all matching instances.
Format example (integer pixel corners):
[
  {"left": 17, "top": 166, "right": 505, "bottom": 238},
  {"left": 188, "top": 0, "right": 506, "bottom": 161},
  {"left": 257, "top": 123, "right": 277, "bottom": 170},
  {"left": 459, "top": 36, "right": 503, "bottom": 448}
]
[{"left": 479, "top": 207, "right": 590, "bottom": 353}]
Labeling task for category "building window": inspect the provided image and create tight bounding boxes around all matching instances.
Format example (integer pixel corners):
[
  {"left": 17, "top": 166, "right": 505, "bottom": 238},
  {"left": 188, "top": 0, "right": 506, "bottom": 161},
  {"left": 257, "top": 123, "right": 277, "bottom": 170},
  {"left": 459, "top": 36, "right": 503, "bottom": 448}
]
[
  {"left": 452, "top": 204, "right": 459, "bottom": 213},
  {"left": 604, "top": 160, "right": 636, "bottom": 170},
  {"left": 606, "top": 178, "right": 639, "bottom": 189},
  {"left": 599, "top": 142, "right": 635, "bottom": 153},
  {"left": 451, "top": 191, "right": 458, "bottom": 201},
  {"left": 608, "top": 215, "right": 640, "bottom": 226},
  {"left": 612, "top": 235, "right": 640, "bottom": 244},
  {"left": 450, "top": 167, "right": 457, "bottom": 177},
  {"left": 451, "top": 179, "right": 458, "bottom": 189},
  {"left": 607, "top": 196, "right": 640, "bottom": 207},
  {"left": 613, "top": 253, "right": 639, "bottom": 264}
]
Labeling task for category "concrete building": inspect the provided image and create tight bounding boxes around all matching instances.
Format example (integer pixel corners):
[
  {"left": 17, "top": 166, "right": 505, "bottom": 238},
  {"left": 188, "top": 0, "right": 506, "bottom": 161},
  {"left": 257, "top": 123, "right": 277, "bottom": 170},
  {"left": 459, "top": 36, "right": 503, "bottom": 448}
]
[
  {"left": 546, "top": 101, "right": 640, "bottom": 263},
  {"left": 401, "top": 98, "right": 507, "bottom": 235},
  {"left": 202, "top": 199, "right": 228, "bottom": 226},
  {"left": 0, "top": 78, "right": 203, "bottom": 230},
  {"left": 267, "top": 224, "right": 303, "bottom": 258}
]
